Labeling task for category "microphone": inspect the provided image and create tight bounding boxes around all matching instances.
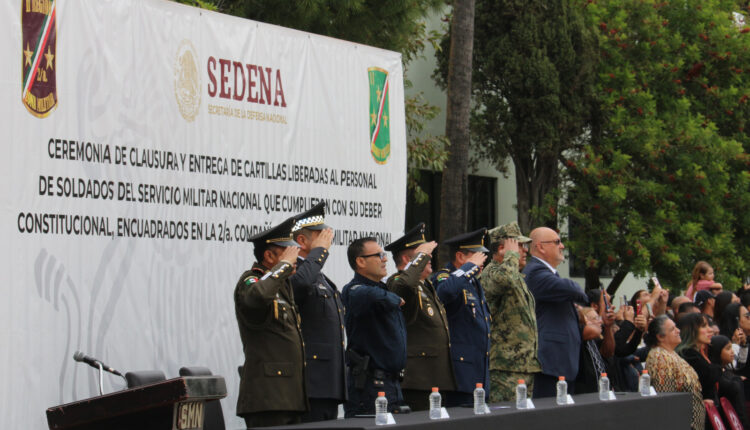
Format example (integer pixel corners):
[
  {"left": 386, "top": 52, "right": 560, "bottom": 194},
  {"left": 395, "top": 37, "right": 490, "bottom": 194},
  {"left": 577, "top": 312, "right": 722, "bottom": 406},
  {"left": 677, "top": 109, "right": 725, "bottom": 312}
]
[{"left": 73, "top": 351, "right": 123, "bottom": 377}]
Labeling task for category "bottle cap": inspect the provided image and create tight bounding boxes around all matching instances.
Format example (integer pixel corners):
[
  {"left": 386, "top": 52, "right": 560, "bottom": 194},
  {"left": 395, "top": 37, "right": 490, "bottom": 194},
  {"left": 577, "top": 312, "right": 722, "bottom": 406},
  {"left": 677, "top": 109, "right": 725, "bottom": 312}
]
[
  {"left": 518, "top": 379, "right": 525, "bottom": 384},
  {"left": 642, "top": 369, "right": 648, "bottom": 374},
  {"left": 475, "top": 383, "right": 483, "bottom": 388},
  {"left": 558, "top": 376, "right": 565, "bottom": 381},
  {"left": 378, "top": 391, "right": 385, "bottom": 397},
  {"left": 432, "top": 387, "right": 439, "bottom": 392},
  {"left": 601, "top": 372, "right": 607, "bottom": 377}
]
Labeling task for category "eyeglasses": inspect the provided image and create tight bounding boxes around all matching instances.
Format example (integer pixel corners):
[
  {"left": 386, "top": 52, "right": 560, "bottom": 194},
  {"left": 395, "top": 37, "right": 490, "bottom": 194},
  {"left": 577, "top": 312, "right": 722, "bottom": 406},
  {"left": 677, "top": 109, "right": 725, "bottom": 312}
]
[
  {"left": 360, "top": 252, "right": 387, "bottom": 260},
  {"left": 540, "top": 239, "right": 562, "bottom": 245}
]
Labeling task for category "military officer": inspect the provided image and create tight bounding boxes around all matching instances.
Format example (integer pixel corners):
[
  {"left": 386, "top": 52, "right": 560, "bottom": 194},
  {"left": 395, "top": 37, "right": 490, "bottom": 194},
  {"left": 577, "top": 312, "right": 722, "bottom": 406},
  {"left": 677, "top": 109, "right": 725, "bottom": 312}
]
[
  {"left": 342, "top": 237, "right": 407, "bottom": 417},
  {"left": 385, "top": 223, "right": 457, "bottom": 410},
  {"left": 289, "top": 202, "right": 347, "bottom": 422},
  {"left": 433, "top": 228, "right": 490, "bottom": 406},
  {"left": 234, "top": 217, "right": 307, "bottom": 428},
  {"left": 480, "top": 222, "right": 541, "bottom": 402}
]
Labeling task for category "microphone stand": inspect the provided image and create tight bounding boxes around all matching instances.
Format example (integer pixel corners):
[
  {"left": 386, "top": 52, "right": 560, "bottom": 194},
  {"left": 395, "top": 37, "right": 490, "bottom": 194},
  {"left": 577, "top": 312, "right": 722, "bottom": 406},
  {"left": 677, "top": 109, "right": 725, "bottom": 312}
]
[{"left": 96, "top": 362, "right": 105, "bottom": 396}]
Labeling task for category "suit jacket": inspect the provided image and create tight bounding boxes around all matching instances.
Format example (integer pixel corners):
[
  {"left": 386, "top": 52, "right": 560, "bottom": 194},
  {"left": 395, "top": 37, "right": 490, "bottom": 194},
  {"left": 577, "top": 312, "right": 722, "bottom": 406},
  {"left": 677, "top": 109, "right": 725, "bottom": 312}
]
[
  {"left": 289, "top": 247, "right": 347, "bottom": 401},
  {"left": 234, "top": 261, "right": 307, "bottom": 415},
  {"left": 522, "top": 256, "right": 588, "bottom": 381},
  {"left": 387, "top": 252, "right": 456, "bottom": 391}
]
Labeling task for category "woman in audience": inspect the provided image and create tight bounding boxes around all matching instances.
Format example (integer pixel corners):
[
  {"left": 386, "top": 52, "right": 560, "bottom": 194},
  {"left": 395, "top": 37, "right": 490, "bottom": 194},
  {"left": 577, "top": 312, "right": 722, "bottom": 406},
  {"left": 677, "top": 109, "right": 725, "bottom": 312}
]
[
  {"left": 718, "top": 303, "right": 749, "bottom": 369},
  {"left": 714, "top": 291, "right": 739, "bottom": 326},
  {"left": 708, "top": 335, "right": 750, "bottom": 429},
  {"left": 677, "top": 313, "right": 720, "bottom": 426},
  {"left": 577, "top": 307, "right": 609, "bottom": 393},
  {"left": 645, "top": 315, "right": 705, "bottom": 430}
]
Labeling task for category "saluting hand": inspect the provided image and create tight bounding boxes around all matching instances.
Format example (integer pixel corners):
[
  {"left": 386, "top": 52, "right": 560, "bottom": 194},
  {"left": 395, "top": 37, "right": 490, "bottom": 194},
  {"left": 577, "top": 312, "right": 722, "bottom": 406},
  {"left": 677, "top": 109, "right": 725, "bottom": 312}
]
[
  {"left": 280, "top": 246, "right": 300, "bottom": 265},
  {"left": 468, "top": 252, "right": 488, "bottom": 269},
  {"left": 502, "top": 238, "right": 519, "bottom": 255},
  {"left": 311, "top": 228, "right": 334, "bottom": 250},
  {"left": 414, "top": 241, "right": 438, "bottom": 256}
]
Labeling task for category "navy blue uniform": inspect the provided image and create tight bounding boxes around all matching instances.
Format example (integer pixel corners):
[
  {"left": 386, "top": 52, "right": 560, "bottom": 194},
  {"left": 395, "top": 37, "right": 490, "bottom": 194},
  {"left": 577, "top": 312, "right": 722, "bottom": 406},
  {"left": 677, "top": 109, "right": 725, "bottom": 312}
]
[
  {"left": 289, "top": 247, "right": 347, "bottom": 420},
  {"left": 434, "top": 262, "right": 491, "bottom": 402},
  {"left": 341, "top": 273, "right": 407, "bottom": 417}
]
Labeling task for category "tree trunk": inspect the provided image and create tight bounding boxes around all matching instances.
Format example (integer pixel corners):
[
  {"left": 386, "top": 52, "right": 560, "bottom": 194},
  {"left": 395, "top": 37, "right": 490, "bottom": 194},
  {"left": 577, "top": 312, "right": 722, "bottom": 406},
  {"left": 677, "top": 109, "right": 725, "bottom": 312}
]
[
  {"left": 605, "top": 269, "right": 629, "bottom": 296},
  {"left": 438, "top": 0, "right": 475, "bottom": 266},
  {"left": 514, "top": 152, "right": 559, "bottom": 235}
]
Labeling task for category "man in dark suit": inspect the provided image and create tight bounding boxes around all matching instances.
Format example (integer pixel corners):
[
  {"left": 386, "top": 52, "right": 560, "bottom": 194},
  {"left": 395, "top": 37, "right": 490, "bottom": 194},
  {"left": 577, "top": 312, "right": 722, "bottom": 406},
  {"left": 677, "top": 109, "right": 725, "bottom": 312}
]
[
  {"left": 234, "top": 217, "right": 307, "bottom": 427},
  {"left": 385, "top": 223, "right": 456, "bottom": 410},
  {"left": 290, "top": 202, "right": 346, "bottom": 422},
  {"left": 522, "top": 227, "right": 588, "bottom": 398}
]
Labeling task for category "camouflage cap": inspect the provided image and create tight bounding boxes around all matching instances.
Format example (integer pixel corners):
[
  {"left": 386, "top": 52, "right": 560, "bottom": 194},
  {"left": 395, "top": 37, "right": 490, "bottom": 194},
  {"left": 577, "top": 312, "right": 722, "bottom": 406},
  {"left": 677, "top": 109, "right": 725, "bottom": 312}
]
[{"left": 488, "top": 221, "right": 531, "bottom": 244}]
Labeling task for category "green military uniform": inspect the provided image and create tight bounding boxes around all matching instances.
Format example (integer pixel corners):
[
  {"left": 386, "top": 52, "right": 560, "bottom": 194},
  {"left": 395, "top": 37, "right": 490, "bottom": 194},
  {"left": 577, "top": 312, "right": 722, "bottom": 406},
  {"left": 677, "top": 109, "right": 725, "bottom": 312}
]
[
  {"left": 386, "top": 245, "right": 456, "bottom": 410},
  {"left": 480, "top": 222, "right": 541, "bottom": 402},
  {"left": 235, "top": 218, "right": 308, "bottom": 427}
]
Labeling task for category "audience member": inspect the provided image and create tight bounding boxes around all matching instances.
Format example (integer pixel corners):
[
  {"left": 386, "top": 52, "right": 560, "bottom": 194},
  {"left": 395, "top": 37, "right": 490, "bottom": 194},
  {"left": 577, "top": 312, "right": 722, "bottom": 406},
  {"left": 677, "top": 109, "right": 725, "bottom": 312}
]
[
  {"left": 644, "top": 315, "right": 705, "bottom": 430},
  {"left": 576, "top": 307, "right": 610, "bottom": 394},
  {"left": 713, "top": 291, "right": 739, "bottom": 326},
  {"left": 686, "top": 261, "right": 720, "bottom": 300},
  {"left": 671, "top": 295, "right": 691, "bottom": 319},
  {"left": 695, "top": 290, "right": 716, "bottom": 318},
  {"left": 676, "top": 313, "right": 719, "bottom": 420},
  {"left": 708, "top": 335, "right": 750, "bottom": 429},
  {"left": 718, "top": 303, "right": 750, "bottom": 369}
]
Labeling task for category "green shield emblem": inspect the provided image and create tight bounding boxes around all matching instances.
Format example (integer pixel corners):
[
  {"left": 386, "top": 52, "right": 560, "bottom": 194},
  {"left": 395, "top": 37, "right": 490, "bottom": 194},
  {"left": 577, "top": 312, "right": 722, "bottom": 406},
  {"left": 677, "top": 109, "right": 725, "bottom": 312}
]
[{"left": 368, "top": 67, "right": 390, "bottom": 164}]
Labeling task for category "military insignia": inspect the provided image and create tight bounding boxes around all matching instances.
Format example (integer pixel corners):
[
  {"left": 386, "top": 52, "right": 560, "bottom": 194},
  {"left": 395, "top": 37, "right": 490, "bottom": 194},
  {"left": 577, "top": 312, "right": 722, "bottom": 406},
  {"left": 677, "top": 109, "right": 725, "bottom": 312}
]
[
  {"left": 427, "top": 307, "right": 435, "bottom": 316},
  {"left": 22, "top": 0, "right": 57, "bottom": 118},
  {"left": 174, "top": 39, "right": 201, "bottom": 122},
  {"left": 436, "top": 272, "right": 450, "bottom": 282},
  {"left": 368, "top": 67, "right": 390, "bottom": 164},
  {"left": 244, "top": 276, "right": 258, "bottom": 285}
]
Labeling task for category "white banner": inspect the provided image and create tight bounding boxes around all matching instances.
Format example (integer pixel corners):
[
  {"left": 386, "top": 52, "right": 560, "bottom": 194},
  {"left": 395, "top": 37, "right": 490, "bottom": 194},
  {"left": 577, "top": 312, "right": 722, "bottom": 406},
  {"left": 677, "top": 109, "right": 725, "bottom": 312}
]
[{"left": 1, "top": 0, "right": 406, "bottom": 427}]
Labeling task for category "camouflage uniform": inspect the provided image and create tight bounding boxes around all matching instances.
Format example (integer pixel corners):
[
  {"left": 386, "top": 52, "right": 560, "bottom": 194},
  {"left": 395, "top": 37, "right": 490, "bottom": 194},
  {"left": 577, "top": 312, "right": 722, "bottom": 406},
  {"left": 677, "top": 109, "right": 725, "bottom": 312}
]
[{"left": 481, "top": 247, "right": 541, "bottom": 402}]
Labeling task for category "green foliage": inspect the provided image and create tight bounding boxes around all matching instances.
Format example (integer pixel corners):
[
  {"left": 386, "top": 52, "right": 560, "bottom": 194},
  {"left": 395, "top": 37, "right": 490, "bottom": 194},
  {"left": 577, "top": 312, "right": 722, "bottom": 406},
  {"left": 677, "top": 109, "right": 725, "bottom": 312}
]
[
  {"left": 172, "top": 0, "right": 218, "bottom": 11},
  {"left": 435, "top": 0, "right": 597, "bottom": 231},
  {"left": 563, "top": 0, "right": 750, "bottom": 292}
]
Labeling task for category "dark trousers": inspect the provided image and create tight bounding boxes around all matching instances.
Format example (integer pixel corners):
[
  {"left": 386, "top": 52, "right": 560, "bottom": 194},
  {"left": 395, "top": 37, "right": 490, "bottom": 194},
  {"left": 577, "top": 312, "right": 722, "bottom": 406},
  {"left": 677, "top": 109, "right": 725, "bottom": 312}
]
[
  {"left": 344, "top": 368, "right": 403, "bottom": 417},
  {"left": 241, "top": 411, "right": 302, "bottom": 428},
  {"left": 301, "top": 398, "right": 340, "bottom": 422},
  {"left": 532, "top": 372, "right": 576, "bottom": 398},
  {"left": 444, "top": 390, "right": 474, "bottom": 407}
]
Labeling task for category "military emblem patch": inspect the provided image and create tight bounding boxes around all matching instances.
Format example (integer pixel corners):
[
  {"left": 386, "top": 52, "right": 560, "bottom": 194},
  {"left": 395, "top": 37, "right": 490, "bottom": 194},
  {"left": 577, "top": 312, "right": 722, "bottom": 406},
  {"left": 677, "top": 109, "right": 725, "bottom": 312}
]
[
  {"left": 22, "top": 0, "right": 57, "bottom": 118},
  {"left": 427, "top": 307, "right": 434, "bottom": 316},
  {"left": 368, "top": 67, "right": 390, "bottom": 164}
]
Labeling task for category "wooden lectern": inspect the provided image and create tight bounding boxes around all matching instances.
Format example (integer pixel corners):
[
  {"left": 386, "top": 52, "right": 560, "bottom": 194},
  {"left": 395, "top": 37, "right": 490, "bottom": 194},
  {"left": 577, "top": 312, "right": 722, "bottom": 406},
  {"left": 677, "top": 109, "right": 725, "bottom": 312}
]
[{"left": 46, "top": 376, "right": 227, "bottom": 430}]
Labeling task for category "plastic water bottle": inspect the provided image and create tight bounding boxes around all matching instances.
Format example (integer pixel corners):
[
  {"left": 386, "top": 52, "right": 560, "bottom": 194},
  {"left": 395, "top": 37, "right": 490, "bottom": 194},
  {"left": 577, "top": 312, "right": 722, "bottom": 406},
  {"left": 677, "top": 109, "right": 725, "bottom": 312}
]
[
  {"left": 639, "top": 370, "right": 651, "bottom": 396},
  {"left": 473, "top": 383, "right": 486, "bottom": 415},
  {"left": 375, "top": 391, "right": 388, "bottom": 425},
  {"left": 556, "top": 376, "right": 568, "bottom": 405},
  {"left": 429, "top": 387, "right": 442, "bottom": 420},
  {"left": 515, "top": 379, "right": 527, "bottom": 409},
  {"left": 598, "top": 373, "right": 610, "bottom": 400}
]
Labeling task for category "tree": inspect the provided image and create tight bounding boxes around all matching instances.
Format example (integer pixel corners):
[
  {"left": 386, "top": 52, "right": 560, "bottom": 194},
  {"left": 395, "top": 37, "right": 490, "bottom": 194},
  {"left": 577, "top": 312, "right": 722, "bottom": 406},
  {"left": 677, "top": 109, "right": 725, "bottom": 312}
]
[
  {"left": 562, "top": 0, "right": 750, "bottom": 293},
  {"left": 221, "top": 0, "right": 449, "bottom": 203},
  {"left": 438, "top": 0, "right": 475, "bottom": 264},
  {"left": 436, "top": 0, "right": 597, "bottom": 233}
]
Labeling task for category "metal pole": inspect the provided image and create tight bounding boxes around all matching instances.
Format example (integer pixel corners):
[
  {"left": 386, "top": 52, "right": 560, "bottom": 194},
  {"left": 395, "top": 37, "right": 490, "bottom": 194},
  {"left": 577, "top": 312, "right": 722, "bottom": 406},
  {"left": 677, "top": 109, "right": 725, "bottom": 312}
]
[{"left": 96, "top": 362, "right": 104, "bottom": 396}]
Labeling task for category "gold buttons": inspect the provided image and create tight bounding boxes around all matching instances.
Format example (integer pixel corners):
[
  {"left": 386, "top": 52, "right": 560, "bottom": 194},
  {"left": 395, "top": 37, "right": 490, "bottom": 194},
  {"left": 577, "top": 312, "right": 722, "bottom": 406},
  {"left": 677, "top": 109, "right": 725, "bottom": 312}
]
[
  {"left": 277, "top": 371, "right": 282, "bottom": 375},
  {"left": 460, "top": 357, "right": 464, "bottom": 361},
  {"left": 313, "top": 355, "right": 318, "bottom": 359}
]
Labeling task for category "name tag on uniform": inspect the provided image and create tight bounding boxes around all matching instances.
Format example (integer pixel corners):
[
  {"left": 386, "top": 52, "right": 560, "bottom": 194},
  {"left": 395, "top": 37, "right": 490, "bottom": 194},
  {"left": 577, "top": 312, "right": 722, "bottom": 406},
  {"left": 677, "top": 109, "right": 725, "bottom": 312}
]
[{"left": 172, "top": 401, "right": 204, "bottom": 430}]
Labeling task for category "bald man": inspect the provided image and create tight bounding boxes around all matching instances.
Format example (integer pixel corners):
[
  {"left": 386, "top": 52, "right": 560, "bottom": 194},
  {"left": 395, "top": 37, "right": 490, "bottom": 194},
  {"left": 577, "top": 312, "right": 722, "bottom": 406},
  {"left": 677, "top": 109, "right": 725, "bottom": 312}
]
[{"left": 522, "top": 227, "right": 588, "bottom": 398}]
